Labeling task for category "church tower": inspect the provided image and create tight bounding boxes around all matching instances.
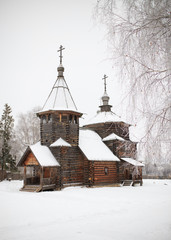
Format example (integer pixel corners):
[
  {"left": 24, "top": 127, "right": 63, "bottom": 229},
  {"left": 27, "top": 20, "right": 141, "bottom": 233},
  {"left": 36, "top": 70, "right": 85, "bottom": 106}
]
[{"left": 37, "top": 45, "right": 82, "bottom": 147}]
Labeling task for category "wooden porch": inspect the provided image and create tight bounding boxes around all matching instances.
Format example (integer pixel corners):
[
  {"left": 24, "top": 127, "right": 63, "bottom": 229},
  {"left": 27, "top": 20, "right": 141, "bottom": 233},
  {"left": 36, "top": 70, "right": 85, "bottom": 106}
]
[
  {"left": 21, "top": 165, "right": 59, "bottom": 192},
  {"left": 119, "top": 161, "right": 143, "bottom": 186}
]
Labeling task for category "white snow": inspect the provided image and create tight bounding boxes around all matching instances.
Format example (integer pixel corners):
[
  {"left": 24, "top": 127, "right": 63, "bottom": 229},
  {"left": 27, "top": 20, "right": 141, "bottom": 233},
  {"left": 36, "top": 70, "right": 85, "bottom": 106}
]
[
  {"left": 38, "top": 108, "right": 82, "bottom": 114},
  {"left": 121, "top": 157, "right": 145, "bottom": 167},
  {"left": 103, "top": 133, "right": 125, "bottom": 141},
  {"left": 84, "top": 111, "right": 123, "bottom": 125},
  {"left": 0, "top": 179, "right": 171, "bottom": 240},
  {"left": 79, "top": 129, "right": 120, "bottom": 161},
  {"left": 50, "top": 138, "right": 71, "bottom": 147},
  {"left": 30, "top": 142, "right": 60, "bottom": 167}
]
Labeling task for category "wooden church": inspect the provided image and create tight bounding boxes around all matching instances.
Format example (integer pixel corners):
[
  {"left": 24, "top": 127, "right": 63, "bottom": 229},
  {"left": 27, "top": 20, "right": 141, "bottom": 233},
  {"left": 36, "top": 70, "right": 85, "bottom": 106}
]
[{"left": 18, "top": 46, "right": 144, "bottom": 192}]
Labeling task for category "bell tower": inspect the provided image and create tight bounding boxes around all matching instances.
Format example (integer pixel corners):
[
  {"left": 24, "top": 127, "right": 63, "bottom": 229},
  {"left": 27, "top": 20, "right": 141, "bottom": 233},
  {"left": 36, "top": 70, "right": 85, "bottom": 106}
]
[{"left": 37, "top": 45, "right": 82, "bottom": 146}]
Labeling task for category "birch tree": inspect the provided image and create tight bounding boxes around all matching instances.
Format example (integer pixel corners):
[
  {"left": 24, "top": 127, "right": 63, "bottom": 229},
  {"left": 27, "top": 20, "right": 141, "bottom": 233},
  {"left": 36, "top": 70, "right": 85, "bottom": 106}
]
[{"left": 96, "top": 0, "right": 171, "bottom": 170}]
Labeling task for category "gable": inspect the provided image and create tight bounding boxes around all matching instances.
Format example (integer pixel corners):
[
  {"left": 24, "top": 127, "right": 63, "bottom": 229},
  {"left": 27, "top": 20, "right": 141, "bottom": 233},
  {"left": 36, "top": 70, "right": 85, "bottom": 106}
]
[
  {"left": 103, "top": 133, "right": 125, "bottom": 141},
  {"left": 24, "top": 153, "right": 39, "bottom": 166},
  {"left": 18, "top": 142, "right": 60, "bottom": 167},
  {"left": 50, "top": 138, "right": 71, "bottom": 147}
]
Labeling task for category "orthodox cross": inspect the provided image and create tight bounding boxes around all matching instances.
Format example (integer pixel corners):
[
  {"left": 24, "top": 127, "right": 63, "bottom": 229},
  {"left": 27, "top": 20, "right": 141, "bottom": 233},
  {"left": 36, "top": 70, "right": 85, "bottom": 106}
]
[
  {"left": 102, "top": 74, "right": 108, "bottom": 93},
  {"left": 57, "top": 45, "right": 65, "bottom": 64}
]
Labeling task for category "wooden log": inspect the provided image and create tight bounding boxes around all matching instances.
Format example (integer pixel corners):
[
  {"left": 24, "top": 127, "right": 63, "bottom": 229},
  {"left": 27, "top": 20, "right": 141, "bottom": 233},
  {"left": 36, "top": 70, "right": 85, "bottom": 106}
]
[
  {"left": 24, "top": 166, "right": 26, "bottom": 187},
  {"left": 40, "top": 167, "right": 43, "bottom": 187}
]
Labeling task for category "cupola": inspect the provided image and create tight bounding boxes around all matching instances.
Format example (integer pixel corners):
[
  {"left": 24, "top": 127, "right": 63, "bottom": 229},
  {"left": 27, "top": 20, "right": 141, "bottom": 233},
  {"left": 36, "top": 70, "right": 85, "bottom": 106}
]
[{"left": 99, "top": 74, "right": 112, "bottom": 112}]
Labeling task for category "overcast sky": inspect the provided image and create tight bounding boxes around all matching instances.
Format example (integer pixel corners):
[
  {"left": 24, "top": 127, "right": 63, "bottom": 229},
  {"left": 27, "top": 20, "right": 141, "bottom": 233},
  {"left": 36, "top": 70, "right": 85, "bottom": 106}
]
[{"left": 0, "top": 0, "right": 127, "bottom": 125}]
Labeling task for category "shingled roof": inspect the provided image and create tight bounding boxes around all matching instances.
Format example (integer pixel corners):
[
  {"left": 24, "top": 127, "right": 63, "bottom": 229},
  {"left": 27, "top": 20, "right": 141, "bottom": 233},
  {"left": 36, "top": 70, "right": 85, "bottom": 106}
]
[{"left": 41, "top": 68, "right": 78, "bottom": 113}]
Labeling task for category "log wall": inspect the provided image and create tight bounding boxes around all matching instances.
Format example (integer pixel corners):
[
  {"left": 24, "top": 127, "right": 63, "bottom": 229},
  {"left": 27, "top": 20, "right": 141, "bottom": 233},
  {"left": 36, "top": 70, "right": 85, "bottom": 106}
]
[
  {"left": 89, "top": 161, "right": 118, "bottom": 185},
  {"left": 104, "top": 140, "right": 137, "bottom": 159},
  {"left": 83, "top": 157, "right": 91, "bottom": 186},
  {"left": 42, "top": 167, "right": 60, "bottom": 187},
  {"left": 51, "top": 146, "right": 84, "bottom": 187},
  {"left": 40, "top": 112, "right": 80, "bottom": 146},
  {"left": 84, "top": 122, "right": 130, "bottom": 140}
]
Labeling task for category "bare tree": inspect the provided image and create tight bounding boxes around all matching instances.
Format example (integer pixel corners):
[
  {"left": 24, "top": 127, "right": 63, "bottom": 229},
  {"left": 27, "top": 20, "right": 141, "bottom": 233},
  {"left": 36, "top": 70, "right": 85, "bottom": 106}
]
[
  {"left": 14, "top": 107, "right": 40, "bottom": 163},
  {"left": 96, "top": 0, "right": 171, "bottom": 171}
]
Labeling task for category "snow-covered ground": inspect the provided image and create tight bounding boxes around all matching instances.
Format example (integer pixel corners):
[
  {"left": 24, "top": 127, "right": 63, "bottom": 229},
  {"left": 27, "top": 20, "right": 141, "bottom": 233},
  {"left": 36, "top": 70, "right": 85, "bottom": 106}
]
[{"left": 0, "top": 180, "right": 171, "bottom": 240}]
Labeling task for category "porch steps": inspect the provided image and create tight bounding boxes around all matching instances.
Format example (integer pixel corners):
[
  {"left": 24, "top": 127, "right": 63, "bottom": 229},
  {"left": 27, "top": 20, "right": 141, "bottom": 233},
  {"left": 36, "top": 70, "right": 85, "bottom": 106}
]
[
  {"left": 133, "top": 180, "right": 143, "bottom": 186},
  {"left": 122, "top": 180, "right": 133, "bottom": 186},
  {"left": 20, "top": 185, "right": 42, "bottom": 192},
  {"left": 42, "top": 184, "right": 56, "bottom": 191}
]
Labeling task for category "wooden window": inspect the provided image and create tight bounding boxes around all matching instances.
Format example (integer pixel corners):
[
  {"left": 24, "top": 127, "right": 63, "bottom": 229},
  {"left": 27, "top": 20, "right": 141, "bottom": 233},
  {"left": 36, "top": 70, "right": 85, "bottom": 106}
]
[
  {"left": 104, "top": 167, "right": 109, "bottom": 175},
  {"left": 33, "top": 167, "right": 36, "bottom": 177},
  {"left": 48, "top": 114, "right": 52, "bottom": 122},
  {"left": 74, "top": 115, "right": 78, "bottom": 124},
  {"left": 69, "top": 114, "right": 72, "bottom": 123},
  {"left": 42, "top": 115, "right": 46, "bottom": 124},
  {"left": 62, "top": 115, "right": 67, "bottom": 122},
  {"left": 59, "top": 114, "right": 62, "bottom": 122}
]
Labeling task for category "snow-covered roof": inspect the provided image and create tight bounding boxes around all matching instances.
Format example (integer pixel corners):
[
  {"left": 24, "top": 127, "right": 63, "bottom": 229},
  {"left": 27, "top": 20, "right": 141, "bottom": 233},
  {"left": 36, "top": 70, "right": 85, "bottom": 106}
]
[
  {"left": 103, "top": 133, "right": 125, "bottom": 142},
  {"left": 79, "top": 129, "right": 120, "bottom": 161},
  {"left": 121, "top": 158, "right": 145, "bottom": 167},
  {"left": 84, "top": 111, "right": 124, "bottom": 125},
  {"left": 30, "top": 142, "right": 60, "bottom": 167},
  {"left": 50, "top": 138, "right": 71, "bottom": 147},
  {"left": 38, "top": 108, "right": 81, "bottom": 114},
  {"left": 41, "top": 75, "right": 79, "bottom": 113}
]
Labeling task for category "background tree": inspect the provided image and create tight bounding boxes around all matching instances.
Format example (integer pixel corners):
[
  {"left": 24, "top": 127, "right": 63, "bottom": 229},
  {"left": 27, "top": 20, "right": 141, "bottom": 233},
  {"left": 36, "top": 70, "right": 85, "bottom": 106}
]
[
  {"left": 14, "top": 107, "right": 40, "bottom": 163},
  {"left": 0, "top": 104, "right": 16, "bottom": 178},
  {"left": 96, "top": 0, "right": 171, "bottom": 175}
]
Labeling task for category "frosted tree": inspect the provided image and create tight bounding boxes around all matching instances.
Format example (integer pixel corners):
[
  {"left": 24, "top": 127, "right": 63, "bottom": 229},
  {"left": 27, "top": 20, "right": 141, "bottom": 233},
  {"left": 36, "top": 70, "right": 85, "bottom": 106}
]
[
  {"left": 96, "top": 0, "right": 171, "bottom": 171},
  {"left": 14, "top": 107, "right": 40, "bottom": 162},
  {"left": 0, "top": 104, "right": 16, "bottom": 178}
]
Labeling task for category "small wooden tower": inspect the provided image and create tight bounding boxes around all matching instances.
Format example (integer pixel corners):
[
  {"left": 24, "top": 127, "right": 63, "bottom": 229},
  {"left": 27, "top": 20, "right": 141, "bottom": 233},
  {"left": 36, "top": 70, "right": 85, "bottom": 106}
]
[{"left": 36, "top": 46, "right": 84, "bottom": 188}]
